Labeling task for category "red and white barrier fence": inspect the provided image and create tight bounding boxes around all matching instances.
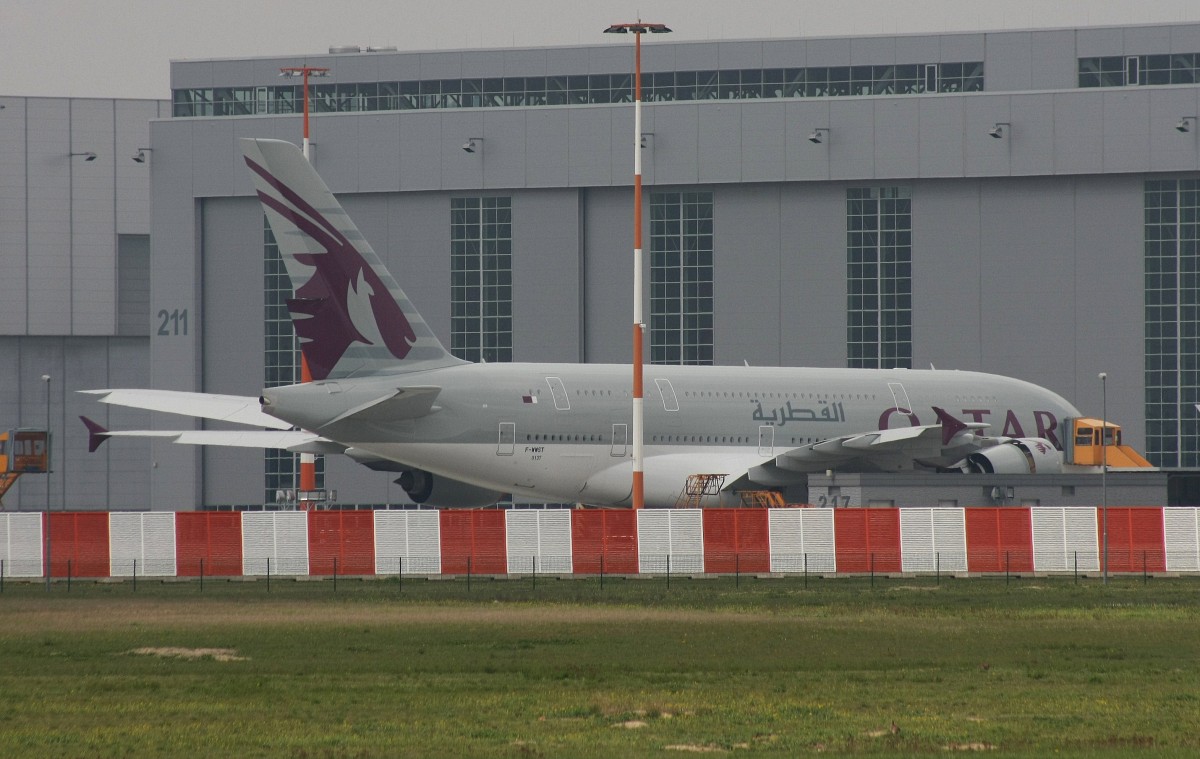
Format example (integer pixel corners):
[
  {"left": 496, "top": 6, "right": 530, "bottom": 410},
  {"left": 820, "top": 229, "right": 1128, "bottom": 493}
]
[{"left": 0, "top": 507, "right": 1196, "bottom": 580}]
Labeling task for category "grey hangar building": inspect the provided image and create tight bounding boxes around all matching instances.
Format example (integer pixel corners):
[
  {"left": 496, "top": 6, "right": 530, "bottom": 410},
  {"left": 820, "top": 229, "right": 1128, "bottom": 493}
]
[{"left": 3, "top": 21, "right": 1200, "bottom": 511}]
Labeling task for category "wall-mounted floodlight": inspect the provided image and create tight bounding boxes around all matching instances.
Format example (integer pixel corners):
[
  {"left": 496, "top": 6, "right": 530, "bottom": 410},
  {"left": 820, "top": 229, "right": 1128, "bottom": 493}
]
[
  {"left": 70, "top": 151, "right": 97, "bottom": 162},
  {"left": 131, "top": 148, "right": 152, "bottom": 163},
  {"left": 808, "top": 128, "right": 829, "bottom": 144},
  {"left": 1177, "top": 116, "right": 1197, "bottom": 133},
  {"left": 640, "top": 132, "right": 654, "bottom": 148},
  {"left": 988, "top": 122, "right": 1010, "bottom": 139},
  {"left": 462, "top": 137, "right": 483, "bottom": 154}
]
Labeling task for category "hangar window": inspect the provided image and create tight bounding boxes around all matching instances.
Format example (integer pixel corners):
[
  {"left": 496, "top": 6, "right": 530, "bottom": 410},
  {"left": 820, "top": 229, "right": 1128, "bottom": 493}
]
[
  {"left": 846, "top": 187, "right": 912, "bottom": 370},
  {"left": 451, "top": 197, "right": 513, "bottom": 363},
  {"left": 650, "top": 191, "right": 714, "bottom": 366},
  {"left": 1079, "top": 53, "right": 1200, "bottom": 87},
  {"left": 1144, "top": 178, "right": 1200, "bottom": 467}
]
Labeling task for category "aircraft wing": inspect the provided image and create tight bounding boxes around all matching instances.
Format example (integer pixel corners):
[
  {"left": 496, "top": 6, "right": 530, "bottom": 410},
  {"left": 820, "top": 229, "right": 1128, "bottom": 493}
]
[
  {"left": 80, "top": 389, "right": 290, "bottom": 430},
  {"left": 773, "top": 410, "right": 993, "bottom": 473}
]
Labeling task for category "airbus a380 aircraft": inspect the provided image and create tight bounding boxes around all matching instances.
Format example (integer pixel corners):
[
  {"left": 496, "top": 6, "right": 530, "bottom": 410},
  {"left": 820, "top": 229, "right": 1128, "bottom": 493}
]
[{"left": 83, "top": 138, "right": 1087, "bottom": 508}]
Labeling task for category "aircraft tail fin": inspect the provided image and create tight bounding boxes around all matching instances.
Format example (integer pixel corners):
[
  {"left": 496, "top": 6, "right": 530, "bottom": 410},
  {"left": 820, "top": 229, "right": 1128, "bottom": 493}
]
[{"left": 240, "top": 138, "right": 465, "bottom": 380}]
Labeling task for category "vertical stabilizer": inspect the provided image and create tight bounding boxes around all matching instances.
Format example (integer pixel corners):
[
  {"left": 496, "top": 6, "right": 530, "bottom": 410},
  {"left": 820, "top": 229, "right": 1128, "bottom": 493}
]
[{"left": 240, "top": 138, "right": 464, "bottom": 379}]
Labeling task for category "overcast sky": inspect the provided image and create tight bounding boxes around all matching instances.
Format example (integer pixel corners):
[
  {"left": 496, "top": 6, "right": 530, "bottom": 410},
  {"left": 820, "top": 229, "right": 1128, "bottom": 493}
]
[{"left": 6, "top": 0, "right": 1200, "bottom": 100}]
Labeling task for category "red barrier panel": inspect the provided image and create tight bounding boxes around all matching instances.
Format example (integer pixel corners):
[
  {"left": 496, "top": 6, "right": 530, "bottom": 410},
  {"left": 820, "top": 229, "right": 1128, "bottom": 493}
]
[
  {"left": 571, "top": 510, "right": 638, "bottom": 574},
  {"left": 175, "top": 512, "right": 243, "bottom": 576},
  {"left": 440, "top": 510, "right": 506, "bottom": 574},
  {"left": 309, "top": 511, "right": 375, "bottom": 575},
  {"left": 965, "top": 508, "right": 1034, "bottom": 573},
  {"left": 834, "top": 508, "right": 901, "bottom": 573},
  {"left": 703, "top": 509, "right": 770, "bottom": 573},
  {"left": 1099, "top": 507, "right": 1166, "bottom": 573},
  {"left": 47, "top": 512, "right": 110, "bottom": 578}
]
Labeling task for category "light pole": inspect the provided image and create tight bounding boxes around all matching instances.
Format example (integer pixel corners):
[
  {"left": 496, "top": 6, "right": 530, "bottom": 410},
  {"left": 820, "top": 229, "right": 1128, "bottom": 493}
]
[
  {"left": 42, "top": 374, "right": 51, "bottom": 590},
  {"left": 279, "top": 65, "right": 329, "bottom": 509},
  {"left": 1099, "top": 371, "right": 1108, "bottom": 584},
  {"left": 279, "top": 66, "right": 328, "bottom": 161},
  {"left": 604, "top": 19, "right": 671, "bottom": 510}
]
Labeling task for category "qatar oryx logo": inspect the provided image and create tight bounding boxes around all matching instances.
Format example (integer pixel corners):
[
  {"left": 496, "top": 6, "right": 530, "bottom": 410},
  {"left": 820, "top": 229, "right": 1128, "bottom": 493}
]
[{"left": 245, "top": 157, "right": 417, "bottom": 380}]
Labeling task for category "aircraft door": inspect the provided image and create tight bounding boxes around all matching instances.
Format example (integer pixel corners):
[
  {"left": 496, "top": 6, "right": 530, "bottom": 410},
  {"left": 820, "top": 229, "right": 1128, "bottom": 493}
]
[
  {"left": 611, "top": 423, "right": 628, "bottom": 457},
  {"left": 887, "top": 382, "right": 912, "bottom": 414},
  {"left": 758, "top": 425, "right": 774, "bottom": 456},
  {"left": 497, "top": 422, "right": 515, "bottom": 455}
]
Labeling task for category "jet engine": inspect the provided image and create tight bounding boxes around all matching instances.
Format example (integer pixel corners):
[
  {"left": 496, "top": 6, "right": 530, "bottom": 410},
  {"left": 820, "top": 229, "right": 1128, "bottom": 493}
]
[
  {"left": 961, "top": 439, "right": 1064, "bottom": 475},
  {"left": 396, "top": 469, "right": 505, "bottom": 508}
]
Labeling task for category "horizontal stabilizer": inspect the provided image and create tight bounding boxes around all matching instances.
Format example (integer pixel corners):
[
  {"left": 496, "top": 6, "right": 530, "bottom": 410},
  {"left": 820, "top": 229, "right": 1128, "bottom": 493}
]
[
  {"left": 80, "top": 389, "right": 290, "bottom": 430},
  {"left": 80, "top": 416, "right": 110, "bottom": 453}
]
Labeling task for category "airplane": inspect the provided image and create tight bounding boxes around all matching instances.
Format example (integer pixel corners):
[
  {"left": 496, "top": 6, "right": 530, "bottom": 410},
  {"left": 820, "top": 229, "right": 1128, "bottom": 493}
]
[{"left": 82, "top": 137, "right": 1091, "bottom": 508}]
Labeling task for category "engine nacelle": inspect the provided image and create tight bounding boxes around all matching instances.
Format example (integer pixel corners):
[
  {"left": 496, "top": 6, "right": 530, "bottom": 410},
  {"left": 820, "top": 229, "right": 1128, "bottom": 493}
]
[
  {"left": 962, "top": 439, "right": 1064, "bottom": 475},
  {"left": 396, "top": 469, "right": 505, "bottom": 508}
]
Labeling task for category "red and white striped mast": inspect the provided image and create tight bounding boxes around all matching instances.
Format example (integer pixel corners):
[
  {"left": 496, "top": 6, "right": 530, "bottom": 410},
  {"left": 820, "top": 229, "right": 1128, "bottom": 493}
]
[
  {"left": 280, "top": 65, "right": 329, "bottom": 509},
  {"left": 604, "top": 21, "right": 671, "bottom": 510}
]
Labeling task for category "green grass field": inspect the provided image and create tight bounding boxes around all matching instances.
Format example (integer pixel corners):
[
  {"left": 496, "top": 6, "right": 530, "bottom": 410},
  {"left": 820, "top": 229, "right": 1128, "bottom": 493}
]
[{"left": 0, "top": 576, "right": 1197, "bottom": 757}]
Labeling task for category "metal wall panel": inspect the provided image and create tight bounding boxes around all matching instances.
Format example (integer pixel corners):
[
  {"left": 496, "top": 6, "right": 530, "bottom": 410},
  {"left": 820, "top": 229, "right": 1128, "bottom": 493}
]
[
  {"left": 917, "top": 97, "right": 965, "bottom": 177},
  {"left": 511, "top": 190, "right": 582, "bottom": 363},
  {"left": 1148, "top": 87, "right": 1200, "bottom": 173},
  {"left": 525, "top": 109, "right": 570, "bottom": 187},
  {"left": 175, "top": 511, "right": 242, "bottom": 576},
  {"left": 768, "top": 508, "right": 836, "bottom": 573},
  {"left": 570, "top": 509, "right": 637, "bottom": 574},
  {"left": 439, "top": 510, "right": 506, "bottom": 574},
  {"left": 109, "top": 512, "right": 176, "bottom": 576},
  {"left": 397, "top": 112, "right": 445, "bottom": 192},
  {"left": 1030, "top": 31, "right": 1077, "bottom": 91},
  {"left": 964, "top": 507, "right": 1034, "bottom": 573},
  {"left": 1099, "top": 507, "right": 1167, "bottom": 573},
  {"left": 900, "top": 507, "right": 967, "bottom": 572},
  {"left": 241, "top": 512, "right": 308, "bottom": 575},
  {"left": 1103, "top": 89, "right": 1152, "bottom": 173},
  {"left": 0, "top": 98, "right": 28, "bottom": 334},
  {"left": 1008, "top": 93, "right": 1056, "bottom": 177},
  {"left": 373, "top": 510, "right": 441, "bottom": 575},
  {"left": 505, "top": 510, "right": 571, "bottom": 574},
  {"left": 308, "top": 511, "right": 375, "bottom": 576},
  {"left": 0, "top": 513, "right": 43, "bottom": 578},
  {"left": 986, "top": 32, "right": 1033, "bottom": 92},
  {"left": 874, "top": 99, "right": 920, "bottom": 179},
  {"left": 26, "top": 98, "right": 72, "bottom": 335},
  {"left": 713, "top": 185, "right": 783, "bottom": 368},
  {"left": 637, "top": 509, "right": 703, "bottom": 573},
  {"left": 1163, "top": 507, "right": 1200, "bottom": 572},
  {"left": 739, "top": 102, "right": 786, "bottom": 183},
  {"left": 1032, "top": 507, "right": 1098, "bottom": 572},
  {"left": 702, "top": 508, "right": 769, "bottom": 573},
  {"left": 834, "top": 508, "right": 901, "bottom": 572},
  {"left": 567, "top": 107, "right": 614, "bottom": 186},
  {"left": 48, "top": 512, "right": 109, "bottom": 577}
]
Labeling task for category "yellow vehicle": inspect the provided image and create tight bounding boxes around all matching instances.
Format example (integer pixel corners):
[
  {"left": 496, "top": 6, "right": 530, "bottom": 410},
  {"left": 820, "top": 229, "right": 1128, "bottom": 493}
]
[
  {"left": 0, "top": 428, "right": 50, "bottom": 506},
  {"left": 1063, "top": 417, "right": 1153, "bottom": 468}
]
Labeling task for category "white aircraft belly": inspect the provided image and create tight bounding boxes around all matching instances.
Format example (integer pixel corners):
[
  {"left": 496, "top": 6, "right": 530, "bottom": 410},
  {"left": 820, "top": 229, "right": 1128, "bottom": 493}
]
[{"left": 355, "top": 441, "right": 607, "bottom": 503}]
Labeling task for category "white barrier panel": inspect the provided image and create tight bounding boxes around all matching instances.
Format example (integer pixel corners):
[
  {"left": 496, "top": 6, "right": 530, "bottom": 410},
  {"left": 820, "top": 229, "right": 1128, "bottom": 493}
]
[
  {"left": 373, "top": 510, "right": 441, "bottom": 575},
  {"left": 505, "top": 510, "right": 572, "bottom": 574},
  {"left": 109, "top": 513, "right": 177, "bottom": 577},
  {"left": 768, "top": 509, "right": 836, "bottom": 573},
  {"left": 1164, "top": 507, "right": 1200, "bottom": 572},
  {"left": 242, "top": 512, "right": 308, "bottom": 575},
  {"left": 0, "top": 513, "right": 44, "bottom": 578},
  {"left": 638, "top": 509, "right": 704, "bottom": 573},
  {"left": 1032, "top": 507, "right": 1098, "bottom": 572},
  {"left": 900, "top": 508, "right": 967, "bottom": 573}
]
